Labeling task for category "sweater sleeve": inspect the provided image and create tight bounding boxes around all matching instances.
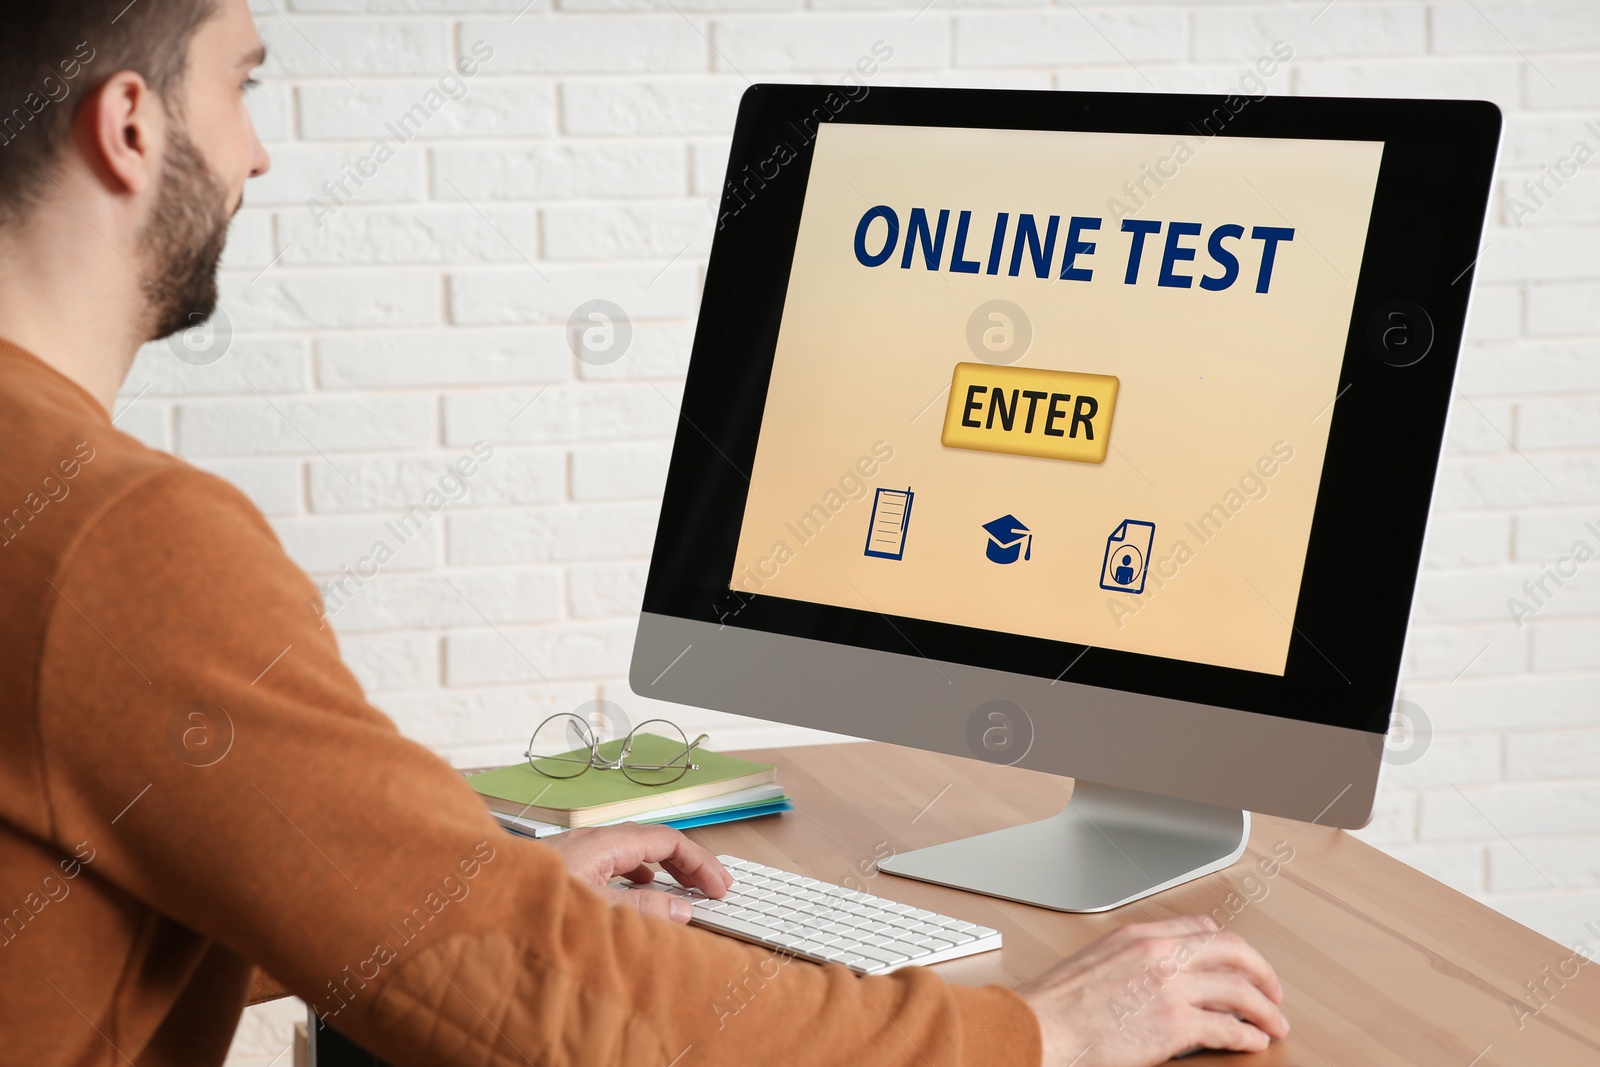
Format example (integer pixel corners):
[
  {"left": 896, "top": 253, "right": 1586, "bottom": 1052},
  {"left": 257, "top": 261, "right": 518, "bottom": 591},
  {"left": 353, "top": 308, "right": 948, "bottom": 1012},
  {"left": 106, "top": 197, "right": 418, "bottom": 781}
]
[{"left": 36, "top": 466, "right": 1042, "bottom": 1067}]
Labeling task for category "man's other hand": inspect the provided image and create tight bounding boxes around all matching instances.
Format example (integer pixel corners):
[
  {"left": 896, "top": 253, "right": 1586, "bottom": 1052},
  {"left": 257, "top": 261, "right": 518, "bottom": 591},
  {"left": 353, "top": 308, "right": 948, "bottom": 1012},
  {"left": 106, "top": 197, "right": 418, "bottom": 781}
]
[
  {"left": 541, "top": 823, "right": 733, "bottom": 923},
  {"left": 1018, "top": 915, "right": 1290, "bottom": 1067}
]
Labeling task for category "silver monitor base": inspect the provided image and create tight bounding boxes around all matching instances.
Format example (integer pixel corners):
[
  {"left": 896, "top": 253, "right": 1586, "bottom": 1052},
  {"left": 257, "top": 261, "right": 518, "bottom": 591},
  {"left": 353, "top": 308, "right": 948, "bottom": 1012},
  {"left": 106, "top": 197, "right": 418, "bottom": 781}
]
[{"left": 876, "top": 780, "right": 1251, "bottom": 913}]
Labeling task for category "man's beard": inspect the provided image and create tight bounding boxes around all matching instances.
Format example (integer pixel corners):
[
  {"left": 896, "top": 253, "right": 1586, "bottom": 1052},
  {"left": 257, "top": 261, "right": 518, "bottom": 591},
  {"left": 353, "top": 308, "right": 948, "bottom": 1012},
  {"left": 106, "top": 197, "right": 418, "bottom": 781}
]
[{"left": 140, "top": 123, "right": 232, "bottom": 343}]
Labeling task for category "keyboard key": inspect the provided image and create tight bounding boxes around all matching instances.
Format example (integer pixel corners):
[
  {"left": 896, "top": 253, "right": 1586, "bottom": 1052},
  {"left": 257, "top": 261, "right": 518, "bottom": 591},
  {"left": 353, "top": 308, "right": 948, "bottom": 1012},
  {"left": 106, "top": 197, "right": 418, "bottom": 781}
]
[
  {"left": 884, "top": 939, "right": 930, "bottom": 957},
  {"left": 696, "top": 913, "right": 785, "bottom": 947},
  {"left": 851, "top": 945, "right": 913, "bottom": 967},
  {"left": 744, "top": 898, "right": 786, "bottom": 913},
  {"left": 896, "top": 933, "right": 946, "bottom": 949}
]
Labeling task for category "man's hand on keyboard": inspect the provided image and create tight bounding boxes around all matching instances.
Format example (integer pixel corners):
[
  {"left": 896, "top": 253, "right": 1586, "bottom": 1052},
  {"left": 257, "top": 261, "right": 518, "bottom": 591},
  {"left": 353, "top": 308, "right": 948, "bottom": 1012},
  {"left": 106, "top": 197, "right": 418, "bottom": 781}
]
[
  {"left": 541, "top": 824, "right": 734, "bottom": 923},
  {"left": 1017, "top": 914, "right": 1289, "bottom": 1067}
]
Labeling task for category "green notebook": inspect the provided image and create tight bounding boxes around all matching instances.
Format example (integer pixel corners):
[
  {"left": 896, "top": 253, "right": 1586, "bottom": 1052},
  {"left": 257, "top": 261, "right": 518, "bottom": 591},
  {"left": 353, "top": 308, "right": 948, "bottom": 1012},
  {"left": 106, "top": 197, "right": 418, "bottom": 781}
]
[{"left": 467, "top": 733, "right": 777, "bottom": 828}]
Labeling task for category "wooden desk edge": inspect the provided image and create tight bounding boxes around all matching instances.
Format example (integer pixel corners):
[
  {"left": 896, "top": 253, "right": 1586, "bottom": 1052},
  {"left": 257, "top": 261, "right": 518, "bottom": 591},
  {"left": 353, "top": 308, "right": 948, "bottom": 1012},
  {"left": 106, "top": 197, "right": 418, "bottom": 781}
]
[{"left": 248, "top": 968, "right": 291, "bottom": 1007}]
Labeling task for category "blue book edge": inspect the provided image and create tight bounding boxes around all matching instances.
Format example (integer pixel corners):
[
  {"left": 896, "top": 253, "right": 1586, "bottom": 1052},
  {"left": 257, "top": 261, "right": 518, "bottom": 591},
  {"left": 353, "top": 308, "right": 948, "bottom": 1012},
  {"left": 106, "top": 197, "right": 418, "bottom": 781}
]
[{"left": 499, "top": 799, "right": 792, "bottom": 840}]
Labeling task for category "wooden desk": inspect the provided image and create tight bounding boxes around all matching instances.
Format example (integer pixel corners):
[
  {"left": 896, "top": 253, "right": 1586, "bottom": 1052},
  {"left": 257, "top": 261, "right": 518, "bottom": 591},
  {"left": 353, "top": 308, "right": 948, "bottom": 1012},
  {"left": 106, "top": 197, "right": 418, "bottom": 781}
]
[{"left": 262, "top": 741, "right": 1600, "bottom": 1065}]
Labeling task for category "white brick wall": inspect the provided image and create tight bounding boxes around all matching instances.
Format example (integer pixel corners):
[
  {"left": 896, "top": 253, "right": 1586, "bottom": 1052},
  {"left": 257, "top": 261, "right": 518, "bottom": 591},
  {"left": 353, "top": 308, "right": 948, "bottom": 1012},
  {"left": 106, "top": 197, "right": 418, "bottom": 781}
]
[{"left": 103, "top": 3, "right": 1598, "bottom": 1061}]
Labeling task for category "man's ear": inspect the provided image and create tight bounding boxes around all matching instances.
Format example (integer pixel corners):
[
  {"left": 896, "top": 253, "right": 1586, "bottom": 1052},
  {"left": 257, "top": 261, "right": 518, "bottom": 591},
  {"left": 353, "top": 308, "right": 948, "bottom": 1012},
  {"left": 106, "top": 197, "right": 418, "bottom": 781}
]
[{"left": 78, "top": 71, "right": 163, "bottom": 198}]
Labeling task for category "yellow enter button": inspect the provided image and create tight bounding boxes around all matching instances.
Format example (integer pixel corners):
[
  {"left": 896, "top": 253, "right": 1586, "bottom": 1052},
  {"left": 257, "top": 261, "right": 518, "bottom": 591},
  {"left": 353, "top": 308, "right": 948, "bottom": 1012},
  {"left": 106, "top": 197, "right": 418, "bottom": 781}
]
[{"left": 941, "top": 362, "right": 1119, "bottom": 464}]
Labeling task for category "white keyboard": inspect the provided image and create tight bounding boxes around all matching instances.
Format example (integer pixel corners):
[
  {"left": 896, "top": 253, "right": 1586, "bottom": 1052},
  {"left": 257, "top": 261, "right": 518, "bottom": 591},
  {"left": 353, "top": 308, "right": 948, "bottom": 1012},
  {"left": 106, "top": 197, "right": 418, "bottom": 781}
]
[{"left": 621, "top": 854, "right": 1001, "bottom": 976}]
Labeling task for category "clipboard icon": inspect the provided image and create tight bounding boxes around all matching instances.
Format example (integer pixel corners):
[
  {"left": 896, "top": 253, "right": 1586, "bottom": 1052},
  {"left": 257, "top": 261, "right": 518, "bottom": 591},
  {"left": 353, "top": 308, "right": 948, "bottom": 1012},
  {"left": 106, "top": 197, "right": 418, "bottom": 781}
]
[
  {"left": 1099, "top": 519, "right": 1155, "bottom": 594},
  {"left": 864, "top": 487, "right": 914, "bottom": 560}
]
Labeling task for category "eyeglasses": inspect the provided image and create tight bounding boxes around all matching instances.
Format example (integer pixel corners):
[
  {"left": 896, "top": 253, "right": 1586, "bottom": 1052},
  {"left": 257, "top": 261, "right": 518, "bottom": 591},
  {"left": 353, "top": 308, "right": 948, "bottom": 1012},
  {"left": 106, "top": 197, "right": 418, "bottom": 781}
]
[{"left": 525, "top": 713, "right": 709, "bottom": 786}]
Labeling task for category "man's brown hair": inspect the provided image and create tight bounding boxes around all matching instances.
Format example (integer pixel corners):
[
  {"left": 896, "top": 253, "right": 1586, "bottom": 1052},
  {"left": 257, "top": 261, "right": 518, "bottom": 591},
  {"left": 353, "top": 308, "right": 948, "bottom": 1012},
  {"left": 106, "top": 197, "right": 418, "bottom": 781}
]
[{"left": 0, "top": 1, "right": 217, "bottom": 227}]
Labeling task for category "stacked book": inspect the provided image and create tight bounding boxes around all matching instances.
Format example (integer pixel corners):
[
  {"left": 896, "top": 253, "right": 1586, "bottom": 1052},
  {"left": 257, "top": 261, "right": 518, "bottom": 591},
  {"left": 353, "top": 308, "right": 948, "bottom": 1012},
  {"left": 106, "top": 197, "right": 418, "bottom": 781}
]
[{"left": 466, "top": 733, "right": 790, "bottom": 840}]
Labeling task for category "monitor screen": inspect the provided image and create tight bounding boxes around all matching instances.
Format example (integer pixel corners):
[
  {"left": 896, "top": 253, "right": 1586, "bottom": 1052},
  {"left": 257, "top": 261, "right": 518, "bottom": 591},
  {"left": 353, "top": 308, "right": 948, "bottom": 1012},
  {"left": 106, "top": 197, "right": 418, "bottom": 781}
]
[{"left": 730, "top": 122, "right": 1384, "bottom": 676}]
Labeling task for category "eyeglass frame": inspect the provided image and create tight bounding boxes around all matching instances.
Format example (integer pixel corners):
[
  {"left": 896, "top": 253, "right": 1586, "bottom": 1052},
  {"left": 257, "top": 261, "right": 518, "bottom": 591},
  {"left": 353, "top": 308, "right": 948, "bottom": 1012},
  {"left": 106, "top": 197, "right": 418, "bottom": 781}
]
[{"left": 524, "top": 712, "right": 709, "bottom": 785}]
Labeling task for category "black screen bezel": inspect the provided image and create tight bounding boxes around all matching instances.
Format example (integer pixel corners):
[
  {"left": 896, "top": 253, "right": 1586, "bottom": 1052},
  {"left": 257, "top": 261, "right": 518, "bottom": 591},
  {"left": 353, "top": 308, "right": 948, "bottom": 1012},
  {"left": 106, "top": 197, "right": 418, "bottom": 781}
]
[{"left": 642, "top": 84, "right": 1500, "bottom": 738}]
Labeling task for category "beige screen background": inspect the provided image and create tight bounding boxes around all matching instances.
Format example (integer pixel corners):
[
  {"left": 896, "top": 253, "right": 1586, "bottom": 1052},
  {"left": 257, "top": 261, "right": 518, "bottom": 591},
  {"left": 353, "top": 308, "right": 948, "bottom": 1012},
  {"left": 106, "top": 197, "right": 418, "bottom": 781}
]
[{"left": 731, "top": 122, "right": 1384, "bottom": 676}]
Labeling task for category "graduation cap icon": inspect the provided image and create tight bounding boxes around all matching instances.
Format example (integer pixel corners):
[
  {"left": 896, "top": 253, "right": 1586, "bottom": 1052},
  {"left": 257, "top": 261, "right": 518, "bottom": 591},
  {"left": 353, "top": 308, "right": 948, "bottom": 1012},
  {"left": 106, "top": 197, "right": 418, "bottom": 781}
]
[{"left": 982, "top": 514, "right": 1032, "bottom": 565}]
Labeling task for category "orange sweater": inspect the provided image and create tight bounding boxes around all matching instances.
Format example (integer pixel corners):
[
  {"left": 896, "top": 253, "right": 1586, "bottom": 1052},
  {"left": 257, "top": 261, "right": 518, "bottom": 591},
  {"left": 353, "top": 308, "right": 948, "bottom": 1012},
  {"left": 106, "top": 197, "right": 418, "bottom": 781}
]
[{"left": 0, "top": 339, "right": 1041, "bottom": 1067}]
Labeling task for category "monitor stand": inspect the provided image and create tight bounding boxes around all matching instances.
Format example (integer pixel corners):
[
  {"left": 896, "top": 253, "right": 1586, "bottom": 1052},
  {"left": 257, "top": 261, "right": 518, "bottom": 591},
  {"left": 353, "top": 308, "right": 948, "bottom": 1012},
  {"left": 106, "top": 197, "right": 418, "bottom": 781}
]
[{"left": 876, "top": 780, "right": 1250, "bottom": 913}]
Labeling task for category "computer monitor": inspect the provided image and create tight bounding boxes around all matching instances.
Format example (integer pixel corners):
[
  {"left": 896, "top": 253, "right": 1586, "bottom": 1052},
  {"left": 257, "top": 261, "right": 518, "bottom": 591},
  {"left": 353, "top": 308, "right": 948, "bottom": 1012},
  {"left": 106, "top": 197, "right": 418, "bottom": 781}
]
[{"left": 631, "top": 85, "right": 1500, "bottom": 911}]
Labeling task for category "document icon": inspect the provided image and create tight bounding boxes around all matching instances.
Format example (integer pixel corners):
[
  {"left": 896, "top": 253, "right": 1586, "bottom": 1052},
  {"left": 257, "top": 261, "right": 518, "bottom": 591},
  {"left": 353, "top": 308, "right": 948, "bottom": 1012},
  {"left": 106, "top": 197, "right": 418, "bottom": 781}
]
[
  {"left": 864, "top": 487, "right": 914, "bottom": 560},
  {"left": 1099, "top": 519, "right": 1155, "bottom": 594}
]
